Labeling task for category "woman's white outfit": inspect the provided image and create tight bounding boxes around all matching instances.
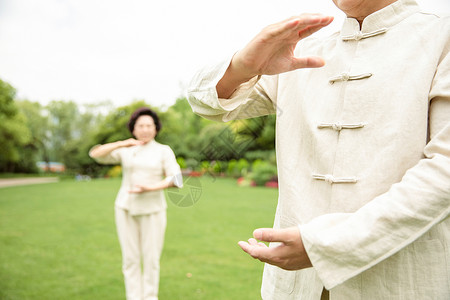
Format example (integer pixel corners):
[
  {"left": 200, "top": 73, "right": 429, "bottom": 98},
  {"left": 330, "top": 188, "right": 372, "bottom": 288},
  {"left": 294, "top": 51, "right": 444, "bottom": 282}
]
[
  {"left": 187, "top": 0, "right": 450, "bottom": 299},
  {"left": 90, "top": 140, "right": 182, "bottom": 300}
]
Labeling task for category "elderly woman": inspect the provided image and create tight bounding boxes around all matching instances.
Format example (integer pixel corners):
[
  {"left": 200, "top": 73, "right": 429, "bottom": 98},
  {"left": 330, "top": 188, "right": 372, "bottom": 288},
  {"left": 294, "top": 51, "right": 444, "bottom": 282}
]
[
  {"left": 90, "top": 107, "right": 182, "bottom": 300},
  {"left": 187, "top": 0, "right": 449, "bottom": 299}
]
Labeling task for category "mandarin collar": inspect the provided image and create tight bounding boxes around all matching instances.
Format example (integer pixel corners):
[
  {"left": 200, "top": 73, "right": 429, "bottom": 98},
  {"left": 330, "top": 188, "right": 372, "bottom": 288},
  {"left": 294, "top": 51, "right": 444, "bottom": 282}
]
[
  {"left": 138, "top": 139, "right": 156, "bottom": 149},
  {"left": 340, "top": 0, "right": 421, "bottom": 39}
]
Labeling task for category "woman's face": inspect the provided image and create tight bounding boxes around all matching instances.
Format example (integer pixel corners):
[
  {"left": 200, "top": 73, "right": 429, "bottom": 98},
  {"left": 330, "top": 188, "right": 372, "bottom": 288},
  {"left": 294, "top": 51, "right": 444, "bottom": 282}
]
[{"left": 133, "top": 115, "right": 157, "bottom": 143}]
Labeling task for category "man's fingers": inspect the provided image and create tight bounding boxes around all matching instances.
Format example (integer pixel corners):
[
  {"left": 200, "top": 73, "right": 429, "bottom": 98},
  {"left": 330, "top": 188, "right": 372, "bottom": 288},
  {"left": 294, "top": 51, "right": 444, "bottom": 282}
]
[
  {"left": 268, "top": 15, "right": 333, "bottom": 40},
  {"left": 297, "top": 19, "right": 334, "bottom": 40},
  {"left": 248, "top": 238, "right": 258, "bottom": 245},
  {"left": 287, "top": 14, "right": 333, "bottom": 30},
  {"left": 238, "top": 241, "right": 272, "bottom": 260},
  {"left": 292, "top": 56, "right": 325, "bottom": 69},
  {"left": 253, "top": 227, "right": 300, "bottom": 244}
]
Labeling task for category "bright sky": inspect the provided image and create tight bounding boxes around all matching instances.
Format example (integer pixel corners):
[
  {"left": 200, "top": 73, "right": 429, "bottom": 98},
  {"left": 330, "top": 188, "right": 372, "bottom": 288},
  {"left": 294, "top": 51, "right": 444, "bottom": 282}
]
[{"left": 0, "top": 0, "right": 449, "bottom": 109}]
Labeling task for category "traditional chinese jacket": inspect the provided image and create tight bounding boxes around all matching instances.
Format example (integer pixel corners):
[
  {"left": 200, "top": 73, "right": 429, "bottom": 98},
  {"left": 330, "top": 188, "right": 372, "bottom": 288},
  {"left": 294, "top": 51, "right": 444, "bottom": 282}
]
[{"left": 187, "top": 0, "right": 450, "bottom": 298}]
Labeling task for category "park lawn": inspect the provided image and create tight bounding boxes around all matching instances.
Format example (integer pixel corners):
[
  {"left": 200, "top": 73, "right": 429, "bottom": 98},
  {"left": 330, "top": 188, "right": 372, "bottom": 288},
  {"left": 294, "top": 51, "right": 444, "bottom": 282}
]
[{"left": 0, "top": 176, "right": 278, "bottom": 300}]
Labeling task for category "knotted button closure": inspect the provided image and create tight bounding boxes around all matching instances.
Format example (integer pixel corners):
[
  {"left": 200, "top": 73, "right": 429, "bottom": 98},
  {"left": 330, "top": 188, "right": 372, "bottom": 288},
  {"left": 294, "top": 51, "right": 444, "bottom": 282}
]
[
  {"left": 318, "top": 122, "right": 366, "bottom": 131},
  {"left": 341, "top": 73, "right": 350, "bottom": 81},
  {"left": 332, "top": 122, "right": 343, "bottom": 131},
  {"left": 312, "top": 174, "right": 358, "bottom": 184},
  {"left": 329, "top": 73, "right": 373, "bottom": 84},
  {"left": 341, "top": 28, "right": 388, "bottom": 41},
  {"left": 354, "top": 31, "right": 363, "bottom": 41}
]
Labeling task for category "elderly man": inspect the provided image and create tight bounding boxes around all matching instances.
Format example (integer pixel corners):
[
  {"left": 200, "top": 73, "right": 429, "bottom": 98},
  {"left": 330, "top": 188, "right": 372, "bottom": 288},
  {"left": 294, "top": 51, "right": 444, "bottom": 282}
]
[{"left": 187, "top": 0, "right": 449, "bottom": 299}]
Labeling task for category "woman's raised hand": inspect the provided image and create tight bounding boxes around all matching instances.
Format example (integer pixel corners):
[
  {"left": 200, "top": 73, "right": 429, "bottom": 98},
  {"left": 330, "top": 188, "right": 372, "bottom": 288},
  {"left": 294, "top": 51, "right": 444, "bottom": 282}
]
[
  {"left": 119, "top": 138, "right": 144, "bottom": 148},
  {"left": 217, "top": 14, "right": 333, "bottom": 98}
]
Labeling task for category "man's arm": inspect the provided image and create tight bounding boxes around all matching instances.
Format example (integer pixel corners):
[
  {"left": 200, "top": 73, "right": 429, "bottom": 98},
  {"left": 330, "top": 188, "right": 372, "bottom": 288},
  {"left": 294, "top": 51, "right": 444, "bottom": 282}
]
[{"left": 187, "top": 14, "right": 334, "bottom": 122}]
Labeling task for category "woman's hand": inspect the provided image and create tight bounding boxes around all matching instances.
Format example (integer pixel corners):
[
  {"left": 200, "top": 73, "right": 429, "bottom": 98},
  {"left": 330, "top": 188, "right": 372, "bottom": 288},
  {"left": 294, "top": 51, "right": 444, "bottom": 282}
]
[
  {"left": 128, "top": 184, "right": 154, "bottom": 194},
  {"left": 128, "top": 179, "right": 177, "bottom": 194},
  {"left": 119, "top": 138, "right": 144, "bottom": 148},
  {"left": 89, "top": 138, "right": 143, "bottom": 158},
  {"left": 217, "top": 14, "right": 334, "bottom": 98}
]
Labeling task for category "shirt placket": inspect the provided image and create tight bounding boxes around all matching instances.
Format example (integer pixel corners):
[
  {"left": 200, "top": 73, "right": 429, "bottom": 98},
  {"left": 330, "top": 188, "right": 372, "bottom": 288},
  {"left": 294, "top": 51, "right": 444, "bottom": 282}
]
[
  {"left": 127, "top": 146, "right": 141, "bottom": 213},
  {"left": 312, "top": 29, "right": 386, "bottom": 186}
]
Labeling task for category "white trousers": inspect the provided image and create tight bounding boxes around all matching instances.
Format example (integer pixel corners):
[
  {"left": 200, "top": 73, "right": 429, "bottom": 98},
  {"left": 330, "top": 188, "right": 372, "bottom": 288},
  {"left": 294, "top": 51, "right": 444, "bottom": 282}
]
[{"left": 115, "top": 207, "right": 167, "bottom": 300}]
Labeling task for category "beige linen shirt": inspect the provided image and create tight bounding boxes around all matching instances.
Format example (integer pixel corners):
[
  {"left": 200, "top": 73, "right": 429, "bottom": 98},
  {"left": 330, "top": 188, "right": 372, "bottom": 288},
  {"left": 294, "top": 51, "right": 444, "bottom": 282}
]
[
  {"left": 187, "top": 0, "right": 450, "bottom": 299},
  {"left": 90, "top": 140, "right": 182, "bottom": 216}
]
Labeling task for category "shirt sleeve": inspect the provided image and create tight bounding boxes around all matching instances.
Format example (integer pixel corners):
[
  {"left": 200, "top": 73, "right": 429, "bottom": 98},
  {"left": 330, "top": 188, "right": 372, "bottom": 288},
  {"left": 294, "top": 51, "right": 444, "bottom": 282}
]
[
  {"left": 299, "top": 32, "right": 450, "bottom": 290},
  {"left": 186, "top": 56, "right": 278, "bottom": 122},
  {"left": 88, "top": 145, "right": 123, "bottom": 165},
  {"left": 162, "top": 146, "right": 183, "bottom": 188}
]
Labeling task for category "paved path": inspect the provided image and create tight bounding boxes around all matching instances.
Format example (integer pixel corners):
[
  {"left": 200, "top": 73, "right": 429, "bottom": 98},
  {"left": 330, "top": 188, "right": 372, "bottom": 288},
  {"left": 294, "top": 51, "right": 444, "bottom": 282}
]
[{"left": 0, "top": 177, "right": 59, "bottom": 188}]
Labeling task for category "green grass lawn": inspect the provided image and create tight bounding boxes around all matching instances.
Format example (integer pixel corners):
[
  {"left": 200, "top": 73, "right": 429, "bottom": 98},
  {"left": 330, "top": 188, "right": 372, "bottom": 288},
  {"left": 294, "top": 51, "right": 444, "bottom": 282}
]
[{"left": 0, "top": 176, "right": 278, "bottom": 299}]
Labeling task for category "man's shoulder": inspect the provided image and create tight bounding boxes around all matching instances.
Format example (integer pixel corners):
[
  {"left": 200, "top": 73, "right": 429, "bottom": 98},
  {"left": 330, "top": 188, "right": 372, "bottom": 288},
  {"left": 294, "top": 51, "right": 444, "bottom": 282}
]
[
  {"left": 409, "top": 10, "right": 450, "bottom": 28},
  {"left": 409, "top": 12, "right": 450, "bottom": 42}
]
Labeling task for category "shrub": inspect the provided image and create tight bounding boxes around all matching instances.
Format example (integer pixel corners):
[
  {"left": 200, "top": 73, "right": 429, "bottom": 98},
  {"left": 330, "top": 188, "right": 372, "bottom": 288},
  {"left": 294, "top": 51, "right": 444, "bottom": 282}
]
[
  {"left": 236, "top": 158, "right": 249, "bottom": 175},
  {"left": 185, "top": 158, "right": 199, "bottom": 170},
  {"left": 176, "top": 157, "right": 187, "bottom": 169},
  {"left": 227, "top": 158, "right": 249, "bottom": 178},
  {"left": 106, "top": 165, "right": 122, "bottom": 178},
  {"left": 227, "top": 159, "right": 238, "bottom": 177},
  {"left": 245, "top": 150, "right": 276, "bottom": 165},
  {"left": 200, "top": 161, "right": 211, "bottom": 172},
  {"left": 249, "top": 161, "right": 277, "bottom": 186},
  {"left": 212, "top": 160, "right": 227, "bottom": 174}
]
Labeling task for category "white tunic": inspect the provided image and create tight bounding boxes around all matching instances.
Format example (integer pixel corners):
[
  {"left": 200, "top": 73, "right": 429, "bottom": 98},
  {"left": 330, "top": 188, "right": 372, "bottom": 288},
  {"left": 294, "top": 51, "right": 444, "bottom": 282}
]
[
  {"left": 90, "top": 140, "right": 182, "bottom": 215},
  {"left": 187, "top": 0, "right": 450, "bottom": 299}
]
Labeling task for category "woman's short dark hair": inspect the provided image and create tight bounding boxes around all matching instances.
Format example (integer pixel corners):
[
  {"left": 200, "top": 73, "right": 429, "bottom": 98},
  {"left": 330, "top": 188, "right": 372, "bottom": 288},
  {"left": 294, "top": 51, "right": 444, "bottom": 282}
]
[{"left": 128, "top": 107, "right": 162, "bottom": 136}]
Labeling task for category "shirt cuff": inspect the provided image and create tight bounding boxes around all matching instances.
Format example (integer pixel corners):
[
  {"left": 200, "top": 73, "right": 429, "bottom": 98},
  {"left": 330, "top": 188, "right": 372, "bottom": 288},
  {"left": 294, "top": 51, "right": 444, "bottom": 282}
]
[{"left": 167, "top": 173, "right": 183, "bottom": 188}]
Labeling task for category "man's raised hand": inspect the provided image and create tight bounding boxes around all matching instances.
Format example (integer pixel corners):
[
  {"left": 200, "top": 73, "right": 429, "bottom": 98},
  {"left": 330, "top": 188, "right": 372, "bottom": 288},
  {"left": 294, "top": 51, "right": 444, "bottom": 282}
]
[{"left": 217, "top": 14, "right": 333, "bottom": 98}]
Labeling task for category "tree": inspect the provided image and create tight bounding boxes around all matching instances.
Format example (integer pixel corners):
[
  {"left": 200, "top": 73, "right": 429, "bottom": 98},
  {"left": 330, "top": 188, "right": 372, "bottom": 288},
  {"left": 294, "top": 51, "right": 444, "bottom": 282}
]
[
  {"left": 46, "top": 100, "right": 79, "bottom": 163},
  {"left": 16, "top": 100, "right": 50, "bottom": 170},
  {"left": 0, "top": 79, "right": 32, "bottom": 172},
  {"left": 157, "top": 97, "right": 215, "bottom": 160},
  {"left": 62, "top": 101, "right": 113, "bottom": 175}
]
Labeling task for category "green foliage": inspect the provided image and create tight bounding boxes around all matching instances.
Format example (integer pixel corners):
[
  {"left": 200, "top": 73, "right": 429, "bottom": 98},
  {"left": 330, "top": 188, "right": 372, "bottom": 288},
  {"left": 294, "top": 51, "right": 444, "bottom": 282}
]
[
  {"left": 200, "top": 160, "right": 211, "bottom": 172},
  {"left": 176, "top": 157, "right": 187, "bottom": 169},
  {"left": 226, "top": 158, "right": 250, "bottom": 178},
  {"left": 157, "top": 98, "right": 211, "bottom": 159},
  {"left": 212, "top": 161, "right": 227, "bottom": 174},
  {"left": 185, "top": 158, "right": 199, "bottom": 170},
  {"left": 16, "top": 100, "right": 49, "bottom": 170},
  {"left": 244, "top": 150, "right": 276, "bottom": 165},
  {"left": 0, "top": 79, "right": 32, "bottom": 172},
  {"left": 106, "top": 165, "right": 122, "bottom": 178},
  {"left": 249, "top": 160, "right": 277, "bottom": 186},
  {"left": 198, "top": 123, "right": 237, "bottom": 161},
  {"left": 46, "top": 100, "right": 79, "bottom": 162},
  {"left": 229, "top": 115, "right": 276, "bottom": 153}
]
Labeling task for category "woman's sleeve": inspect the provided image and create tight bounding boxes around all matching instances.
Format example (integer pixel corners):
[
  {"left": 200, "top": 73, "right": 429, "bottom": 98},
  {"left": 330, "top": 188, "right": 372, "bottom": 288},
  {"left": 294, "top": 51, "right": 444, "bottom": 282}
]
[
  {"left": 299, "top": 30, "right": 450, "bottom": 290},
  {"left": 162, "top": 146, "right": 183, "bottom": 188},
  {"left": 186, "top": 56, "right": 278, "bottom": 122},
  {"left": 88, "top": 145, "right": 122, "bottom": 165}
]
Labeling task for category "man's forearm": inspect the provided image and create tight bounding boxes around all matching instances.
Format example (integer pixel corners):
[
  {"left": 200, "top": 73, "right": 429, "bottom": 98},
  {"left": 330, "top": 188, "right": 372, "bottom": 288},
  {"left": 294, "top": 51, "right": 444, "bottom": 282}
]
[{"left": 216, "top": 56, "right": 257, "bottom": 99}]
